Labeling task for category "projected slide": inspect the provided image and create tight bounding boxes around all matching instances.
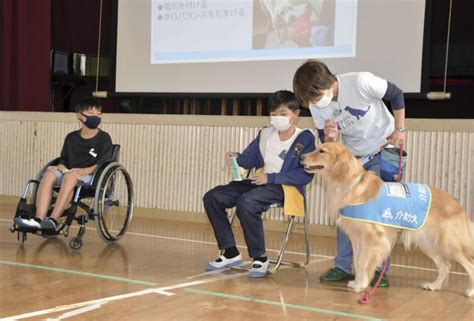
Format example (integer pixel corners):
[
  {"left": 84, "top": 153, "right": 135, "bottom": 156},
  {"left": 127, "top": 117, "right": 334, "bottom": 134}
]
[{"left": 151, "top": 0, "right": 357, "bottom": 64}]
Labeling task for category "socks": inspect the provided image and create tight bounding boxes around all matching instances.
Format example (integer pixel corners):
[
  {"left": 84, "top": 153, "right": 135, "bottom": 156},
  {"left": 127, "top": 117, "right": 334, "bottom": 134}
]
[
  {"left": 253, "top": 256, "right": 268, "bottom": 263},
  {"left": 33, "top": 218, "right": 42, "bottom": 224},
  {"left": 223, "top": 246, "right": 239, "bottom": 259},
  {"left": 49, "top": 217, "right": 58, "bottom": 225}
]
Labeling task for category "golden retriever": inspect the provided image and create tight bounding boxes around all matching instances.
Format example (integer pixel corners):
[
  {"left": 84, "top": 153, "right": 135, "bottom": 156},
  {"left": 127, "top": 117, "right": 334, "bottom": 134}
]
[{"left": 301, "top": 142, "right": 474, "bottom": 297}]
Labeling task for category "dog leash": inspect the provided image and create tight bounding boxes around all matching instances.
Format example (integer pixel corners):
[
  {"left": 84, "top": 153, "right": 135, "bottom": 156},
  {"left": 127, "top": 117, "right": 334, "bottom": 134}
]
[{"left": 358, "top": 143, "right": 404, "bottom": 305}]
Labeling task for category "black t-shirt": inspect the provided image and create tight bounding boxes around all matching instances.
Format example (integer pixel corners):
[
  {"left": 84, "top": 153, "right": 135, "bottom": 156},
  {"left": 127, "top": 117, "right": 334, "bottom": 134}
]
[{"left": 59, "top": 129, "right": 113, "bottom": 169}]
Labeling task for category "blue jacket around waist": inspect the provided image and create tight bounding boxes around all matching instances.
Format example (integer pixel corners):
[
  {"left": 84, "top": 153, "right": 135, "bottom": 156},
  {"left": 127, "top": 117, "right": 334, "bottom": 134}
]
[{"left": 236, "top": 126, "right": 316, "bottom": 196}]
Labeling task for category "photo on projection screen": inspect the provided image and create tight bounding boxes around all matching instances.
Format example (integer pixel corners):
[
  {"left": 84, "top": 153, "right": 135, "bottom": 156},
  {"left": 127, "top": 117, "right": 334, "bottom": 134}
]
[
  {"left": 116, "top": 0, "right": 426, "bottom": 94},
  {"left": 151, "top": 0, "right": 356, "bottom": 63}
]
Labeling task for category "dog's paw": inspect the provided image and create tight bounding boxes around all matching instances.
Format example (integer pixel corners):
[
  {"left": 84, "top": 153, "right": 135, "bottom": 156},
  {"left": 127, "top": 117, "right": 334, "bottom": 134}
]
[
  {"left": 348, "top": 281, "right": 366, "bottom": 293},
  {"left": 465, "top": 289, "right": 474, "bottom": 297},
  {"left": 422, "top": 282, "right": 441, "bottom": 291}
]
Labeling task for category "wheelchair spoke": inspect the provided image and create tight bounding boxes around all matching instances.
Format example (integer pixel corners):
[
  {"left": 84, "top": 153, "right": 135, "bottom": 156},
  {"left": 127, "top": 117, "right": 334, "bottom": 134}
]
[{"left": 96, "top": 166, "right": 133, "bottom": 242}]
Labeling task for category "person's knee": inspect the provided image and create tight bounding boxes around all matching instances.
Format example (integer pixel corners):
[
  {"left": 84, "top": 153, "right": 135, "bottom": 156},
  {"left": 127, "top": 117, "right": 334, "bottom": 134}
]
[
  {"left": 41, "top": 171, "right": 57, "bottom": 185},
  {"left": 236, "top": 194, "right": 259, "bottom": 214},
  {"left": 61, "top": 172, "right": 78, "bottom": 189},
  {"left": 203, "top": 186, "right": 226, "bottom": 205}
]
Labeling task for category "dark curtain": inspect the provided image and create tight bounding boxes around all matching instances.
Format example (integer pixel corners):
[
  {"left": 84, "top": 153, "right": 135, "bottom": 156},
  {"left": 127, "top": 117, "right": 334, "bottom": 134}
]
[{"left": 0, "top": 0, "right": 51, "bottom": 111}]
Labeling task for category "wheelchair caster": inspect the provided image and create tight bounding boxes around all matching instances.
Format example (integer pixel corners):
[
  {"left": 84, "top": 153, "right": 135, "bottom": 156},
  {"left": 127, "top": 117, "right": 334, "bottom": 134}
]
[{"left": 69, "top": 238, "right": 83, "bottom": 250}]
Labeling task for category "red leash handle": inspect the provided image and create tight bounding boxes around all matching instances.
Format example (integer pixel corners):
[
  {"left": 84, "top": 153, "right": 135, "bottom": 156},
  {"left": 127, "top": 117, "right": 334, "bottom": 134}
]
[{"left": 358, "top": 144, "right": 404, "bottom": 305}]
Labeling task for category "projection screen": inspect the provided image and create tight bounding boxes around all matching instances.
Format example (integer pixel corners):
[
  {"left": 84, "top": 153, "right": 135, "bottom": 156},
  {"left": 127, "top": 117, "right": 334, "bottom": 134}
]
[{"left": 116, "top": 0, "right": 427, "bottom": 94}]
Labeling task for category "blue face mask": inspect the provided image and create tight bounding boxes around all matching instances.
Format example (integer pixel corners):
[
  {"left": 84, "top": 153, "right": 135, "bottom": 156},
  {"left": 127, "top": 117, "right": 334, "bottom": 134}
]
[{"left": 80, "top": 113, "right": 101, "bottom": 129}]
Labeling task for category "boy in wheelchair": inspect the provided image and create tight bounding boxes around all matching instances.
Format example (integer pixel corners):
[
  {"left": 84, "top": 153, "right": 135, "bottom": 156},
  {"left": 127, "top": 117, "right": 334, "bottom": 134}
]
[
  {"left": 203, "top": 90, "right": 316, "bottom": 277},
  {"left": 15, "top": 97, "right": 113, "bottom": 231}
]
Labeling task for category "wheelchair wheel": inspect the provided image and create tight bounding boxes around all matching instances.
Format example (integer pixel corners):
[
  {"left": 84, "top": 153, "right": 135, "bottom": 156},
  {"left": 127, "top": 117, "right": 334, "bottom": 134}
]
[
  {"left": 70, "top": 237, "right": 83, "bottom": 250},
  {"left": 95, "top": 164, "right": 134, "bottom": 243}
]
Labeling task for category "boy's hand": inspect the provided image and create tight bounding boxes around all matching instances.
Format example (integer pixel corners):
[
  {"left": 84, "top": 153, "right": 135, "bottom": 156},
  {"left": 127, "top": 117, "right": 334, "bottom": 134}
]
[
  {"left": 225, "top": 151, "right": 239, "bottom": 167},
  {"left": 47, "top": 166, "right": 58, "bottom": 171},
  {"left": 251, "top": 173, "right": 268, "bottom": 185},
  {"left": 70, "top": 168, "right": 87, "bottom": 178}
]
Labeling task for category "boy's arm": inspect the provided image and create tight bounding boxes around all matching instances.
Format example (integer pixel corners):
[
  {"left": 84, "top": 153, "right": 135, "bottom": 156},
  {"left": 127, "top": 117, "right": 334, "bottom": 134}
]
[
  {"left": 266, "top": 133, "right": 316, "bottom": 186},
  {"left": 236, "top": 136, "right": 264, "bottom": 169},
  {"left": 94, "top": 133, "right": 114, "bottom": 167},
  {"left": 52, "top": 137, "right": 69, "bottom": 172},
  {"left": 57, "top": 137, "right": 68, "bottom": 167}
]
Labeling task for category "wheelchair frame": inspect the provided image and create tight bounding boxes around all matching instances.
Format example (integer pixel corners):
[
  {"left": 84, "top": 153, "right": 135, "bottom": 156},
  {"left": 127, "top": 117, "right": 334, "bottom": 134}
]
[{"left": 10, "top": 144, "right": 134, "bottom": 250}]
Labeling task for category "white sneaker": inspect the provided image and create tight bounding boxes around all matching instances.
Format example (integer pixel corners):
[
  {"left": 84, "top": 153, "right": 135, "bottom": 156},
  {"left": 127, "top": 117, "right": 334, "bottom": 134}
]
[
  {"left": 14, "top": 217, "right": 41, "bottom": 229},
  {"left": 249, "top": 259, "right": 269, "bottom": 278},
  {"left": 206, "top": 254, "right": 243, "bottom": 271}
]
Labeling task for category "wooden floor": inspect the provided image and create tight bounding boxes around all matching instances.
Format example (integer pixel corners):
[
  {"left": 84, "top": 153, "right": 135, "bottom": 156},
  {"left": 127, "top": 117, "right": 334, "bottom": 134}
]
[{"left": 0, "top": 199, "right": 473, "bottom": 321}]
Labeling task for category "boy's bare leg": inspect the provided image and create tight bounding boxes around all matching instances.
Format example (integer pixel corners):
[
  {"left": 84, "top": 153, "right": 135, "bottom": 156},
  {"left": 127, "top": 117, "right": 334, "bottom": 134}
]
[
  {"left": 35, "top": 171, "right": 57, "bottom": 220},
  {"left": 50, "top": 172, "right": 78, "bottom": 221}
]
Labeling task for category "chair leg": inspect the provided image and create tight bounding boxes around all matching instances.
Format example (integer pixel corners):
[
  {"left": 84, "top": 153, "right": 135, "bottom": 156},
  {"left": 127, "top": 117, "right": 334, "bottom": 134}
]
[
  {"left": 219, "top": 208, "right": 310, "bottom": 274},
  {"left": 303, "top": 215, "right": 311, "bottom": 266},
  {"left": 270, "top": 216, "right": 295, "bottom": 272}
]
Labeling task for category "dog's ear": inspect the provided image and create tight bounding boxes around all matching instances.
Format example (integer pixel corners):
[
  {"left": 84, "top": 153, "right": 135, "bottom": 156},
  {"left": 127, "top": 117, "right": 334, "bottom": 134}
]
[{"left": 331, "top": 149, "right": 358, "bottom": 182}]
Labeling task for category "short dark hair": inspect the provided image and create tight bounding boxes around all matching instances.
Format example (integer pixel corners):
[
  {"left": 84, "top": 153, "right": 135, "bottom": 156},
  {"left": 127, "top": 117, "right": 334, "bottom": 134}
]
[
  {"left": 267, "top": 90, "right": 300, "bottom": 113},
  {"left": 75, "top": 97, "right": 102, "bottom": 113},
  {"left": 293, "top": 59, "right": 337, "bottom": 106}
]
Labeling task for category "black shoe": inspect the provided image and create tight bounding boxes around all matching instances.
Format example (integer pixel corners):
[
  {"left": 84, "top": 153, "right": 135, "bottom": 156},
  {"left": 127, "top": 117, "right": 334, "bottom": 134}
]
[
  {"left": 370, "top": 270, "right": 389, "bottom": 287},
  {"left": 40, "top": 218, "right": 57, "bottom": 231},
  {"left": 319, "top": 267, "right": 355, "bottom": 282}
]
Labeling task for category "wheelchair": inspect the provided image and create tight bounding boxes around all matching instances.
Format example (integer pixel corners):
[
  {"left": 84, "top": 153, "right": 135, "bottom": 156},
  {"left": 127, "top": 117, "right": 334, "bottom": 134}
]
[{"left": 10, "top": 144, "right": 134, "bottom": 250}]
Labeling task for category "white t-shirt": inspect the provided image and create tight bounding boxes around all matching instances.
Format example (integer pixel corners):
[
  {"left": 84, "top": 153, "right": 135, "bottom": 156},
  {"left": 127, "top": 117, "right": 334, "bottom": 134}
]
[
  {"left": 263, "top": 127, "right": 303, "bottom": 174},
  {"left": 309, "top": 72, "right": 395, "bottom": 156}
]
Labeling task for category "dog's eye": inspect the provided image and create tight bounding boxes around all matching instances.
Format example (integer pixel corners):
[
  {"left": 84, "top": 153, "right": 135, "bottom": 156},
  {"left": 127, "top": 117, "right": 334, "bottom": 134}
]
[{"left": 319, "top": 149, "right": 325, "bottom": 153}]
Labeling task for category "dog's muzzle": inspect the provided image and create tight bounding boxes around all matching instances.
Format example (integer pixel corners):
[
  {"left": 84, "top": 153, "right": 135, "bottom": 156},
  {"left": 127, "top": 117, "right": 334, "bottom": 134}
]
[{"left": 304, "top": 165, "right": 324, "bottom": 171}]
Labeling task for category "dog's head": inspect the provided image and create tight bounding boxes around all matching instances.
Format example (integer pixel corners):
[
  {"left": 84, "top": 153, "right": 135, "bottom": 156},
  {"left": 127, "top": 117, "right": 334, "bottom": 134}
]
[{"left": 301, "top": 142, "right": 363, "bottom": 183}]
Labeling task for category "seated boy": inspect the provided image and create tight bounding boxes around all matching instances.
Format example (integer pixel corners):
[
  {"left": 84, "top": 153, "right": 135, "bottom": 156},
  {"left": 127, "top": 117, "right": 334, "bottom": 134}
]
[
  {"left": 203, "top": 90, "right": 316, "bottom": 277},
  {"left": 15, "top": 98, "right": 113, "bottom": 231}
]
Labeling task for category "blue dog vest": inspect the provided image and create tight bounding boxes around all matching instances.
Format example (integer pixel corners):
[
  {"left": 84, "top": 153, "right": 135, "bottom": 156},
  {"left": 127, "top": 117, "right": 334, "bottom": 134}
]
[{"left": 340, "top": 183, "right": 431, "bottom": 230}]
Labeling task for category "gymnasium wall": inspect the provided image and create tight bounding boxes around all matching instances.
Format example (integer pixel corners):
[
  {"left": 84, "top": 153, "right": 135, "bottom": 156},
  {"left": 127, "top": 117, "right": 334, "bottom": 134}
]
[{"left": 0, "top": 112, "right": 473, "bottom": 224}]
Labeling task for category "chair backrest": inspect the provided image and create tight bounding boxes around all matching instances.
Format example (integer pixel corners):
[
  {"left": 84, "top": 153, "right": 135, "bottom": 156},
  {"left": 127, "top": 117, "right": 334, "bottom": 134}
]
[{"left": 111, "top": 144, "right": 121, "bottom": 162}]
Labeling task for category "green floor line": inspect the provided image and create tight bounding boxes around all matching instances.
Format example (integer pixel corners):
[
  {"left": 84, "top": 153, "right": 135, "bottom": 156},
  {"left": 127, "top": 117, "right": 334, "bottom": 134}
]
[
  {"left": 186, "top": 288, "right": 384, "bottom": 321},
  {"left": 0, "top": 259, "right": 157, "bottom": 286}
]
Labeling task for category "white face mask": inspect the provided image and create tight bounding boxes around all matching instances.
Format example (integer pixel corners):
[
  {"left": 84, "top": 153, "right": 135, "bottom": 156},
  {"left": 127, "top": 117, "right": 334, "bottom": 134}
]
[
  {"left": 270, "top": 116, "right": 292, "bottom": 131},
  {"left": 311, "top": 89, "right": 333, "bottom": 109}
]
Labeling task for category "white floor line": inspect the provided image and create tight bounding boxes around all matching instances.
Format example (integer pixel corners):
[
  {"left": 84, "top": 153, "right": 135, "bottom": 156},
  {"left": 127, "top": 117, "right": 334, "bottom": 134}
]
[
  {"left": 185, "top": 261, "right": 252, "bottom": 279},
  {"left": 0, "top": 218, "right": 469, "bottom": 276},
  {"left": 1, "top": 270, "right": 247, "bottom": 320},
  {"left": 391, "top": 263, "right": 468, "bottom": 276},
  {"left": 44, "top": 303, "right": 102, "bottom": 321}
]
